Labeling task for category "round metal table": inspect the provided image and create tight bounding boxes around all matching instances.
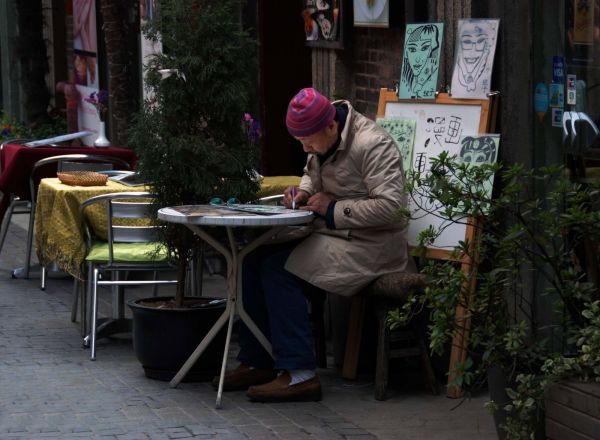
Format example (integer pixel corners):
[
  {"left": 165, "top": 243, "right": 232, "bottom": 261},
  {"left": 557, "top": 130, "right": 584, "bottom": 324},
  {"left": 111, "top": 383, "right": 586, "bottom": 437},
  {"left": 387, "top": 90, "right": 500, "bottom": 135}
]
[{"left": 158, "top": 205, "right": 313, "bottom": 408}]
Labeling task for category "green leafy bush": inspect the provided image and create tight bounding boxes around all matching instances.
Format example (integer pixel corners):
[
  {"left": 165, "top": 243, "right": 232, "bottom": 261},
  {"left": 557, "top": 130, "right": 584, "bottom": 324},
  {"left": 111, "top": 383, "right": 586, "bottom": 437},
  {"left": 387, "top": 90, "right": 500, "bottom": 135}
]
[
  {"left": 1, "top": 111, "right": 67, "bottom": 142},
  {"left": 391, "top": 152, "right": 600, "bottom": 439},
  {"left": 128, "top": 0, "right": 260, "bottom": 306}
]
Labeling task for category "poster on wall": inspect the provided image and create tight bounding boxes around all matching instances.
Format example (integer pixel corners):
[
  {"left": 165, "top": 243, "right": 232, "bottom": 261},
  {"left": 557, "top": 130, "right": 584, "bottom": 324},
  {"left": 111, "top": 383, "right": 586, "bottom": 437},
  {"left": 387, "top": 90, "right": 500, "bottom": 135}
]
[
  {"left": 353, "top": 0, "right": 389, "bottom": 28},
  {"left": 73, "top": 0, "right": 100, "bottom": 145},
  {"left": 450, "top": 18, "right": 500, "bottom": 99},
  {"left": 398, "top": 23, "right": 444, "bottom": 100},
  {"left": 302, "top": 0, "right": 343, "bottom": 48}
]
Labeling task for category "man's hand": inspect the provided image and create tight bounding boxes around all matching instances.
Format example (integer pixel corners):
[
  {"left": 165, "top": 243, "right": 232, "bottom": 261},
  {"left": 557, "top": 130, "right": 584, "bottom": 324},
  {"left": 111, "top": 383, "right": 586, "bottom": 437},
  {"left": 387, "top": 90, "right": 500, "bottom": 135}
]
[
  {"left": 301, "top": 191, "right": 333, "bottom": 216},
  {"left": 283, "top": 186, "right": 309, "bottom": 209}
]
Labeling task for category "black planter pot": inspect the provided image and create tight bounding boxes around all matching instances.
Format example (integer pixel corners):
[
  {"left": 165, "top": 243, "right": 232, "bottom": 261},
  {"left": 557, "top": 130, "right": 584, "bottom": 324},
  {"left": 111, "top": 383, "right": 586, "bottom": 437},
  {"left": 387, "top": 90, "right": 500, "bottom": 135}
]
[{"left": 128, "top": 296, "right": 227, "bottom": 382}]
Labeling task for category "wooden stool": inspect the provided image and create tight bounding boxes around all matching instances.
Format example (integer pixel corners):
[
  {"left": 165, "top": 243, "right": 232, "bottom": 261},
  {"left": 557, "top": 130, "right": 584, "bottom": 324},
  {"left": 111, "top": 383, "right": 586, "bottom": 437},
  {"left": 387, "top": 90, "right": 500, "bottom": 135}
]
[{"left": 342, "top": 272, "right": 438, "bottom": 400}]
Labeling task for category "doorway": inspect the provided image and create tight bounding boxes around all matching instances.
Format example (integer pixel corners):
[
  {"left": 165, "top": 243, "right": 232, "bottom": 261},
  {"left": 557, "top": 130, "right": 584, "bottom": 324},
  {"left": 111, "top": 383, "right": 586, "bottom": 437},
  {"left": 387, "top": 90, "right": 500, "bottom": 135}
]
[{"left": 257, "top": 0, "right": 312, "bottom": 176}]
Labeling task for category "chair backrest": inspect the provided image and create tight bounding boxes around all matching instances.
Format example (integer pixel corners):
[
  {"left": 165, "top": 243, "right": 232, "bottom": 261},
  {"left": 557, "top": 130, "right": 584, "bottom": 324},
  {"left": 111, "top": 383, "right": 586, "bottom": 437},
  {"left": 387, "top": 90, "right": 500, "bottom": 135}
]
[
  {"left": 30, "top": 154, "right": 131, "bottom": 202},
  {"left": 0, "top": 139, "right": 34, "bottom": 170},
  {"left": 59, "top": 161, "right": 115, "bottom": 172},
  {"left": 80, "top": 192, "right": 161, "bottom": 264}
]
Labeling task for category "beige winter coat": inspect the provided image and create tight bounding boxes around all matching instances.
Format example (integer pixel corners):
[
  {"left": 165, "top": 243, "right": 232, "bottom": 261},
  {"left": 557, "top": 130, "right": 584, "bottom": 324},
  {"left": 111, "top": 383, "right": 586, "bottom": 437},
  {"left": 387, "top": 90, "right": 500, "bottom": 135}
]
[{"left": 284, "top": 101, "right": 410, "bottom": 296}]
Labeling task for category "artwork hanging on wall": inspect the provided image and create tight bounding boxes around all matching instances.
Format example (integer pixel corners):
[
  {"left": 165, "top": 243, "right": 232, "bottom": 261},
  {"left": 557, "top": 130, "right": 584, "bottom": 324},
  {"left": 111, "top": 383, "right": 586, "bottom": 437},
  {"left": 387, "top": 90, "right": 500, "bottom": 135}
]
[
  {"left": 72, "top": 0, "right": 100, "bottom": 146},
  {"left": 353, "top": 0, "right": 389, "bottom": 28},
  {"left": 450, "top": 18, "right": 500, "bottom": 99},
  {"left": 376, "top": 118, "right": 416, "bottom": 172},
  {"left": 302, "top": 0, "right": 344, "bottom": 49},
  {"left": 398, "top": 23, "right": 444, "bottom": 100}
]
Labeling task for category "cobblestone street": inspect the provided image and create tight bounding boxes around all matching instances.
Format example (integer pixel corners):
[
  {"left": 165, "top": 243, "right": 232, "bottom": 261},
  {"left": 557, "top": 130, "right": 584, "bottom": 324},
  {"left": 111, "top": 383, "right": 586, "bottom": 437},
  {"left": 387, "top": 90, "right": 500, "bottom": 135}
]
[{"left": 0, "top": 216, "right": 496, "bottom": 439}]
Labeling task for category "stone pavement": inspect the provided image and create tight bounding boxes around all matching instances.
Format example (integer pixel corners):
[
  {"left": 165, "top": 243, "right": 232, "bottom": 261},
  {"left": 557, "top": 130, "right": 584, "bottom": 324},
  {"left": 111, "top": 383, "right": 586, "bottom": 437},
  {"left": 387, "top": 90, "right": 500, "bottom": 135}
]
[{"left": 0, "top": 215, "right": 497, "bottom": 439}]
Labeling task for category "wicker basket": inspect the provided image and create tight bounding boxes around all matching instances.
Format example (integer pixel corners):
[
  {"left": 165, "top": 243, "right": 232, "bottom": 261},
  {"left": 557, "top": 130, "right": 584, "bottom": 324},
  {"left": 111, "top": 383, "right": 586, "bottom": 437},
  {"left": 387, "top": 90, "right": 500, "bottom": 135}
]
[{"left": 57, "top": 171, "right": 108, "bottom": 186}]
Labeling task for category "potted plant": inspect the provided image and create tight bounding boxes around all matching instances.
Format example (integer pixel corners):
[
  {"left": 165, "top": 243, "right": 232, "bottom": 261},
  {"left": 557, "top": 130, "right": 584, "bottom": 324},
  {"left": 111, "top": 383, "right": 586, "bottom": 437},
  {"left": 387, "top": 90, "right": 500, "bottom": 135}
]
[
  {"left": 126, "top": 0, "right": 260, "bottom": 381},
  {"left": 389, "top": 152, "right": 600, "bottom": 439}
]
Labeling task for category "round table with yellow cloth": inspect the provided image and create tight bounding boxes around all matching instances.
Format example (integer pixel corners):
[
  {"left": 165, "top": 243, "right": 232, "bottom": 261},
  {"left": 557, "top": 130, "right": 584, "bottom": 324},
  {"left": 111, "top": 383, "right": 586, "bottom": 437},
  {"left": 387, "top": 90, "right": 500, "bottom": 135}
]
[
  {"left": 35, "top": 178, "right": 150, "bottom": 279},
  {"left": 35, "top": 175, "right": 301, "bottom": 279}
]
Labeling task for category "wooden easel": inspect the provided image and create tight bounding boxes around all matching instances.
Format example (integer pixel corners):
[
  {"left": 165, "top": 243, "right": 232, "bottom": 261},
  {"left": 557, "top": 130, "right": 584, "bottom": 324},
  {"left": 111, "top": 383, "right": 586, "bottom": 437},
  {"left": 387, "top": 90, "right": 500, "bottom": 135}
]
[{"left": 376, "top": 88, "right": 498, "bottom": 398}]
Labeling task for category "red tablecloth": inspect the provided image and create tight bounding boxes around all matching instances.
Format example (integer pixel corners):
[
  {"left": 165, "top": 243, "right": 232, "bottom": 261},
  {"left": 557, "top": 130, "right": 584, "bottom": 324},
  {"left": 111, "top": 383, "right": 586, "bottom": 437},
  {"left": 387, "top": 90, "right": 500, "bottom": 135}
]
[{"left": 0, "top": 143, "right": 137, "bottom": 224}]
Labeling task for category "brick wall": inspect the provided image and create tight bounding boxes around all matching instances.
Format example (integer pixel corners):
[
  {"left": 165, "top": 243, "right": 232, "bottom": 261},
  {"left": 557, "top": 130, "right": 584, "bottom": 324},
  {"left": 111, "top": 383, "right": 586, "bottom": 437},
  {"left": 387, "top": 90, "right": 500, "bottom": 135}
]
[{"left": 350, "top": 26, "right": 405, "bottom": 118}]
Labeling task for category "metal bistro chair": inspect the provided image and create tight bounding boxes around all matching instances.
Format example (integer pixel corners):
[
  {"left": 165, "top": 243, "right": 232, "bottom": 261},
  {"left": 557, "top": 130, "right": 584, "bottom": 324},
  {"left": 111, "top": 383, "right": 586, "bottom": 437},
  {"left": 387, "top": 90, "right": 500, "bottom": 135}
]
[
  {"left": 80, "top": 192, "right": 177, "bottom": 360},
  {"left": 19, "top": 154, "right": 131, "bottom": 285}
]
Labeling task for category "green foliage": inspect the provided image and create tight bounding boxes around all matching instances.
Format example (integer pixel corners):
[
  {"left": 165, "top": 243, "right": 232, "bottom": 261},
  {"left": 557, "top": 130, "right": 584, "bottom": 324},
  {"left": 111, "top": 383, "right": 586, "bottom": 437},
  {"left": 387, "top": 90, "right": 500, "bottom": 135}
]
[
  {"left": 128, "top": 0, "right": 260, "bottom": 304},
  {"left": 1, "top": 113, "right": 30, "bottom": 141},
  {"left": 1, "top": 111, "right": 67, "bottom": 142},
  {"left": 391, "top": 152, "right": 600, "bottom": 439}
]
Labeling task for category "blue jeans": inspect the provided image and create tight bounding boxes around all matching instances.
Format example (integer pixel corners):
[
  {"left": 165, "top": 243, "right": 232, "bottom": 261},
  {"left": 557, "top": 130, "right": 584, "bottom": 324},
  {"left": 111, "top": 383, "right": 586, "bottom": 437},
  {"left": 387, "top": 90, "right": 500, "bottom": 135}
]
[{"left": 236, "top": 241, "right": 316, "bottom": 371}]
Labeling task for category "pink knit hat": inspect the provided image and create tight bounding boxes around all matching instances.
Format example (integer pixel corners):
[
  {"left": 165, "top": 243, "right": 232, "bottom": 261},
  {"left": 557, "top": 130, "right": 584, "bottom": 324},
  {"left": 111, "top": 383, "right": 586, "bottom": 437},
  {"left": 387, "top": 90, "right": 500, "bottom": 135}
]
[{"left": 286, "top": 88, "right": 336, "bottom": 137}]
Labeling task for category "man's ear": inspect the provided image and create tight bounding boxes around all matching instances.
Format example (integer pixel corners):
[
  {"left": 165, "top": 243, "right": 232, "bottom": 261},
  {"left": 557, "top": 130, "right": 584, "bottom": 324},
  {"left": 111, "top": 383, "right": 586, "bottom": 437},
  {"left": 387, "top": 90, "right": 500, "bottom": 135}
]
[{"left": 327, "top": 120, "right": 338, "bottom": 133}]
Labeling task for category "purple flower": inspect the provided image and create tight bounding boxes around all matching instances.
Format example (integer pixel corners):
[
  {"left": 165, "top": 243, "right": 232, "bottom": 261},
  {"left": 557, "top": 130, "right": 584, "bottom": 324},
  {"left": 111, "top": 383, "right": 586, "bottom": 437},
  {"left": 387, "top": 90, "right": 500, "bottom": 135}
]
[
  {"left": 85, "top": 90, "right": 108, "bottom": 121},
  {"left": 241, "top": 113, "right": 261, "bottom": 146},
  {"left": 249, "top": 120, "right": 261, "bottom": 142}
]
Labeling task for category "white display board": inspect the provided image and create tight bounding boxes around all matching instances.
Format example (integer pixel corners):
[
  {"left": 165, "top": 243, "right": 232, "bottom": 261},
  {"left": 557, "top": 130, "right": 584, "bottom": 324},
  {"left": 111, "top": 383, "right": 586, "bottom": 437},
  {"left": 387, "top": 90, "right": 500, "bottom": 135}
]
[{"left": 377, "top": 90, "right": 494, "bottom": 255}]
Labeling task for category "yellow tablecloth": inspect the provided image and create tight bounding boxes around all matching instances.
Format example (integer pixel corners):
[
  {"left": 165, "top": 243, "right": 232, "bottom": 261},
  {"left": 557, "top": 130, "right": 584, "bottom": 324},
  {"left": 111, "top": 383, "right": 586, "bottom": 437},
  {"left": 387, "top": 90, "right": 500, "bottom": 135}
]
[
  {"left": 35, "top": 175, "right": 301, "bottom": 279},
  {"left": 256, "top": 175, "right": 301, "bottom": 199},
  {"left": 35, "top": 178, "right": 149, "bottom": 279}
]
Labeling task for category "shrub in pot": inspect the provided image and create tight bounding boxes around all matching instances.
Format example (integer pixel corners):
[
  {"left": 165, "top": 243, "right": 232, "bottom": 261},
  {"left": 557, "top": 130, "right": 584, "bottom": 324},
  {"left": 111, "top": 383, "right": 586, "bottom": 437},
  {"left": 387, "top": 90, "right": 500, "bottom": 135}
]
[{"left": 126, "top": 0, "right": 260, "bottom": 380}]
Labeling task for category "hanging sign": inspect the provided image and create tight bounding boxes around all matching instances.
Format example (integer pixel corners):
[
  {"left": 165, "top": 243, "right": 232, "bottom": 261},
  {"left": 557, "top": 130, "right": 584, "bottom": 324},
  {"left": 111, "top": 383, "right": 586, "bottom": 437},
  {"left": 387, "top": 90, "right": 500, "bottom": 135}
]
[
  {"left": 567, "top": 74, "right": 577, "bottom": 105},
  {"left": 552, "top": 56, "right": 565, "bottom": 84},
  {"left": 549, "top": 83, "right": 565, "bottom": 108}
]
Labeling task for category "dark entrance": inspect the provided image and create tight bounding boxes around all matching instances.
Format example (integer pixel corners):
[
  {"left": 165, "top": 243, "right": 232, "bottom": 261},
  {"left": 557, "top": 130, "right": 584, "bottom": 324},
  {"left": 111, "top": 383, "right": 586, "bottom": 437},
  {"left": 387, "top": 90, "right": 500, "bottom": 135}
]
[{"left": 257, "top": 0, "right": 312, "bottom": 176}]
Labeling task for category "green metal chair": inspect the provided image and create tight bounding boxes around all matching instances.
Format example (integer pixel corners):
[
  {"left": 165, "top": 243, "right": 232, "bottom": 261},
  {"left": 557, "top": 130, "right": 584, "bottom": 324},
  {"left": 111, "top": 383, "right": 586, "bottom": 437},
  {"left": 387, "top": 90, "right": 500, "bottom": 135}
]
[{"left": 79, "top": 191, "right": 177, "bottom": 360}]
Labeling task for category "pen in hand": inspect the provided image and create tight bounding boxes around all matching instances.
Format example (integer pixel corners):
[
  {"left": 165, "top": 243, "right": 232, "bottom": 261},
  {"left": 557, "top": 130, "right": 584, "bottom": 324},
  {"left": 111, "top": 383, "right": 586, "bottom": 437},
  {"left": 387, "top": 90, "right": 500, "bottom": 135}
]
[{"left": 291, "top": 186, "right": 297, "bottom": 210}]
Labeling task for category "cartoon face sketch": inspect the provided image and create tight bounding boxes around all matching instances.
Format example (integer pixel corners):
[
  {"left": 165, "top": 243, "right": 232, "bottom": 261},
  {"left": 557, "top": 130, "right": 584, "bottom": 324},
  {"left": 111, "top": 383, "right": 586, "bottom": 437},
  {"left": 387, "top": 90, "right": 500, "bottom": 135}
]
[
  {"left": 408, "top": 37, "right": 434, "bottom": 76},
  {"left": 399, "top": 23, "right": 443, "bottom": 100},
  {"left": 376, "top": 118, "right": 416, "bottom": 172},
  {"left": 459, "top": 135, "right": 498, "bottom": 165},
  {"left": 451, "top": 19, "right": 499, "bottom": 98},
  {"left": 457, "top": 23, "right": 489, "bottom": 90}
]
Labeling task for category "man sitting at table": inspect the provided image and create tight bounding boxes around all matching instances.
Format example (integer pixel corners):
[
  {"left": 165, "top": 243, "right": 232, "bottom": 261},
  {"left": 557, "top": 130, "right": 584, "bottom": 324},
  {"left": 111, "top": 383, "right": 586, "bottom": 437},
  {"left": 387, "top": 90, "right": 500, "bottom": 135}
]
[{"left": 215, "top": 87, "right": 411, "bottom": 402}]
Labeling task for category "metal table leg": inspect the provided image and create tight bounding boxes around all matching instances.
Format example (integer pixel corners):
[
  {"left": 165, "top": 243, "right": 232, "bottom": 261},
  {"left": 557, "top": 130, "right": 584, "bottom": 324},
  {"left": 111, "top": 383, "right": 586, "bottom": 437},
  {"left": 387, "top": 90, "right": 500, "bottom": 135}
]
[{"left": 168, "top": 224, "right": 284, "bottom": 408}]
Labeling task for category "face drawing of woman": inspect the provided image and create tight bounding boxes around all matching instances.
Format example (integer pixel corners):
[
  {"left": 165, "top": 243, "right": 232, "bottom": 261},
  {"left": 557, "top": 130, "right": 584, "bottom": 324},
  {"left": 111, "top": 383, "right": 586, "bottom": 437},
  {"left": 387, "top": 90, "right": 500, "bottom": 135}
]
[
  {"left": 407, "top": 34, "right": 433, "bottom": 76},
  {"left": 402, "top": 25, "right": 440, "bottom": 98}
]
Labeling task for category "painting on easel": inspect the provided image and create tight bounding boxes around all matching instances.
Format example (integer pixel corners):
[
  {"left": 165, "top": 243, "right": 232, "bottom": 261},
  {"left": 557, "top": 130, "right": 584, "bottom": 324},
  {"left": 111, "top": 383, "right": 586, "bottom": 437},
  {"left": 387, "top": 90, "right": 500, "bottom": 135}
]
[
  {"left": 450, "top": 18, "right": 500, "bottom": 99},
  {"left": 398, "top": 23, "right": 444, "bottom": 100}
]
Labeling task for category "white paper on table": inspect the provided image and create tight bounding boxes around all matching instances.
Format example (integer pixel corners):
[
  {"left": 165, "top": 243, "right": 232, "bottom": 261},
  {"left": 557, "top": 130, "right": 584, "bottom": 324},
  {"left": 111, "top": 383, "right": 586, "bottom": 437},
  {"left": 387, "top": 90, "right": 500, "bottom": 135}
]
[{"left": 24, "top": 131, "right": 94, "bottom": 147}]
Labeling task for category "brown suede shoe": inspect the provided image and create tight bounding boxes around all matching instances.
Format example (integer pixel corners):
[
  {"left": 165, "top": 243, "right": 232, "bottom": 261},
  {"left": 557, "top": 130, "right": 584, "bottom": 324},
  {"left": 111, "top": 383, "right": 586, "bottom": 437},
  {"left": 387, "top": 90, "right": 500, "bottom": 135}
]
[
  {"left": 212, "top": 364, "right": 276, "bottom": 391},
  {"left": 246, "top": 372, "right": 322, "bottom": 402}
]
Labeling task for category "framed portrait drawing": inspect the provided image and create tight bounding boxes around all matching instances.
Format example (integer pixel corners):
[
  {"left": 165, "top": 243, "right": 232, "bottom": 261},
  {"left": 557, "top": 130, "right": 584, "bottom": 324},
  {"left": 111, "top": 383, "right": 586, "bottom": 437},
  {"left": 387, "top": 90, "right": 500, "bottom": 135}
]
[
  {"left": 398, "top": 23, "right": 444, "bottom": 100},
  {"left": 450, "top": 18, "right": 500, "bottom": 99},
  {"left": 303, "top": 0, "right": 345, "bottom": 49},
  {"left": 353, "top": 0, "right": 389, "bottom": 28}
]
